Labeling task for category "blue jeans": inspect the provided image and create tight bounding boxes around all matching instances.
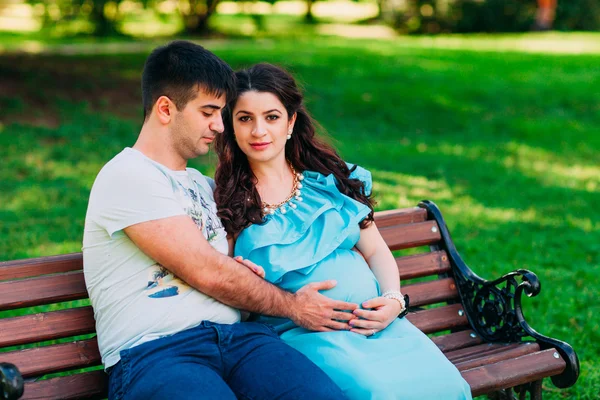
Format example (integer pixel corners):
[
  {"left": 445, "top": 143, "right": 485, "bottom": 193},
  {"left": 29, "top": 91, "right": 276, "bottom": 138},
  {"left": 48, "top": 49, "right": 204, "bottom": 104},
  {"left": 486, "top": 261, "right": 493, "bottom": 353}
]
[{"left": 108, "top": 321, "right": 347, "bottom": 400}]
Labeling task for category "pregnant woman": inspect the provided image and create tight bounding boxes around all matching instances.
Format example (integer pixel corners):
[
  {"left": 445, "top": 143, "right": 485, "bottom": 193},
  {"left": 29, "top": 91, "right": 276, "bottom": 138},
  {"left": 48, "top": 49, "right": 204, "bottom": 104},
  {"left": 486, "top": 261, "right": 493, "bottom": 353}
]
[{"left": 214, "top": 63, "right": 472, "bottom": 400}]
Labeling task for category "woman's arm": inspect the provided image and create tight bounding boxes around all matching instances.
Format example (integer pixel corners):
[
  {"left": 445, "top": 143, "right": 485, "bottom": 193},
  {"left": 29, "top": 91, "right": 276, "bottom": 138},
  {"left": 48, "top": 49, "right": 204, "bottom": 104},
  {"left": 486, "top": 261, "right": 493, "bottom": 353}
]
[
  {"left": 355, "top": 222, "right": 401, "bottom": 293},
  {"left": 350, "top": 222, "right": 404, "bottom": 336}
]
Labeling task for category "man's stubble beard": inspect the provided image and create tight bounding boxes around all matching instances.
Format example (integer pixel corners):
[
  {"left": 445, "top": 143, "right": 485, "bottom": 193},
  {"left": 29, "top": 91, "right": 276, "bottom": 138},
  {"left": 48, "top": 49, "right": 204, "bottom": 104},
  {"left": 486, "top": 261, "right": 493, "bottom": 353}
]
[{"left": 172, "top": 115, "right": 207, "bottom": 160}]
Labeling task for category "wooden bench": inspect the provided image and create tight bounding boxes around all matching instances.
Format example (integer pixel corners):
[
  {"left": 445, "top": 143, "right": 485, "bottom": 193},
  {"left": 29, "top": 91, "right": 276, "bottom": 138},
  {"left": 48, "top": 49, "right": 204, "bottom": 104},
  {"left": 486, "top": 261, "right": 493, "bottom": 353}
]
[{"left": 0, "top": 200, "right": 579, "bottom": 400}]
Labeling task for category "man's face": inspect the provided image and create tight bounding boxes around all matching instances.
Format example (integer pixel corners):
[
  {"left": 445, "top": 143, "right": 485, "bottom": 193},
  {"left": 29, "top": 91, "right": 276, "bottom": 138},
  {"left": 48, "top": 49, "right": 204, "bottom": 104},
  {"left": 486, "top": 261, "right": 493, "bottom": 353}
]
[{"left": 171, "top": 89, "right": 226, "bottom": 159}]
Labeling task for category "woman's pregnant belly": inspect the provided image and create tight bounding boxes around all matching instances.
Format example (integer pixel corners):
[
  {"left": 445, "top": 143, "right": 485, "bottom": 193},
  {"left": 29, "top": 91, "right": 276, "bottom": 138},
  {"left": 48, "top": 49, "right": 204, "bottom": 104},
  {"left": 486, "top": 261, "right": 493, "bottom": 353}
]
[{"left": 277, "top": 248, "right": 380, "bottom": 305}]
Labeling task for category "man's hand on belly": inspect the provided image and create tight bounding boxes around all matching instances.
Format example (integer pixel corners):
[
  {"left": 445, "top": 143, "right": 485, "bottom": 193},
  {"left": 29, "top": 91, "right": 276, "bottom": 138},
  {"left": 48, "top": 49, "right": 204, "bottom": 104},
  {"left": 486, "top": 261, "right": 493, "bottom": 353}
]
[{"left": 290, "top": 280, "right": 358, "bottom": 332}]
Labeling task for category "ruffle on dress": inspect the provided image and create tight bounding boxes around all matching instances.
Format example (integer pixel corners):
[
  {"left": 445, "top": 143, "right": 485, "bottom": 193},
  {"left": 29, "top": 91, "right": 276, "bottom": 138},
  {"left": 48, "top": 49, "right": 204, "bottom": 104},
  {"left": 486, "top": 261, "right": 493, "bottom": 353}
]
[{"left": 234, "top": 164, "right": 372, "bottom": 284}]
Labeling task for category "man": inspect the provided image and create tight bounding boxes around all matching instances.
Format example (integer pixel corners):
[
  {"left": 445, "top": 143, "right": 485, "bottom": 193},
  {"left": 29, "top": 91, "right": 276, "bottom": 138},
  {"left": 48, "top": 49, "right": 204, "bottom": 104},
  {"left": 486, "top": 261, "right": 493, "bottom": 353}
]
[{"left": 82, "top": 40, "right": 356, "bottom": 400}]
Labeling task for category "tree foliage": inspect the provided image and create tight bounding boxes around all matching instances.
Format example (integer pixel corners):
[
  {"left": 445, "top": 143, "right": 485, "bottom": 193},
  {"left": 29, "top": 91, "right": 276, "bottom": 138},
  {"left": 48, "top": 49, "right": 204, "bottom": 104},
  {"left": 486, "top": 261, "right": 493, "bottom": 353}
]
[
  {"left": 22, "top": 0, "right": 600, "bottom": 37},
  {"left": 25, "top": 0, "right": 223, "bottom": 36},
  {"left": 391, "top": 0, "right": 600, "bottom": 33}
]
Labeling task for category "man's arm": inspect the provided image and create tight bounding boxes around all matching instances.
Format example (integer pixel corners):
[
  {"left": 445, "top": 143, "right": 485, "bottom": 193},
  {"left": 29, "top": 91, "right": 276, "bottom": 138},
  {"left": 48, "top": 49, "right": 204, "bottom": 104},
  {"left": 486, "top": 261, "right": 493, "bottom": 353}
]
[{"left": 124, "top": 215, "right": 357, "bottom": 331}]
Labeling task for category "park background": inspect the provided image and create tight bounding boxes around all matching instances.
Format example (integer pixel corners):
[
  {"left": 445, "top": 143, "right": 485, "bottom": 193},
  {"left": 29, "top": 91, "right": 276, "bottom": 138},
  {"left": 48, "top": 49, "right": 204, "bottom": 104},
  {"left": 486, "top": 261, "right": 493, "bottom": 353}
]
[{"left": 0, "top": 0, "right": 598, "bottom": 398}]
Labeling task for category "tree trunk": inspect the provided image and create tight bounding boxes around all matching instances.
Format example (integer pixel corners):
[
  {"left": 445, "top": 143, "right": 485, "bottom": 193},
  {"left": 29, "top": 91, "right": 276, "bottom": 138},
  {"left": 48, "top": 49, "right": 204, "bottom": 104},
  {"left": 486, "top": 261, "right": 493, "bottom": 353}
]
[
  {"left": 375, "top": 0, "right": 384, "bottom": 20},
  {"left": 90, "top": 0, "right": 117, "bottom": 36},
  {"left": 184, "top": 0, "right": 221, "bottom": 35},
  {"left": 304, "top": 0, "right": 315, "bottom": 23}
]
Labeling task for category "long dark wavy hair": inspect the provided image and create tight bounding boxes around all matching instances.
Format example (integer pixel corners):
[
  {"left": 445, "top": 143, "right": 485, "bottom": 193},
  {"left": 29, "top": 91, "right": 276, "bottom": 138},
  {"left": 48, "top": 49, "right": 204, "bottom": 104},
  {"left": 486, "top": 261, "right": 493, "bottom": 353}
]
[{"left": 214, "top": 63, "right": 375, "bottom": 236}]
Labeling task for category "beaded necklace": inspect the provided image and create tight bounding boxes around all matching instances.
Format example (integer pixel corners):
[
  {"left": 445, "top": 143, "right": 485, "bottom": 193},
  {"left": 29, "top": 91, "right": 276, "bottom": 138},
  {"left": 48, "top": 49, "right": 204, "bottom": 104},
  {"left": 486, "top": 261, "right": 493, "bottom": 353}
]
[{"left": 261, "top": 163, "right": 305, "bottom": 216}]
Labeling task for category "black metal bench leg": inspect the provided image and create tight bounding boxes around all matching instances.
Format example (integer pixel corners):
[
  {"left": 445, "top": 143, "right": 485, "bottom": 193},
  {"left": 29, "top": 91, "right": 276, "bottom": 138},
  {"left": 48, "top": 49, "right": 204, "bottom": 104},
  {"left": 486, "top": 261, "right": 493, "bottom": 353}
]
[
  {"left": 529, "top": 380, "right": 543, "bottom": 400},
  {"left": 514, "top": 380, "right": 543, "bottom": 400}
]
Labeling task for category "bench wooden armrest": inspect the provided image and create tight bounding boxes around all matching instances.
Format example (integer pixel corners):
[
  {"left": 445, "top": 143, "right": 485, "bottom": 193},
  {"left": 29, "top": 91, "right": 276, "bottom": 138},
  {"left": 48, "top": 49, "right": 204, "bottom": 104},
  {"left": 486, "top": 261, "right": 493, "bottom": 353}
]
[{"left": 419, "top": 200, "right": 580, "bottom": 389}]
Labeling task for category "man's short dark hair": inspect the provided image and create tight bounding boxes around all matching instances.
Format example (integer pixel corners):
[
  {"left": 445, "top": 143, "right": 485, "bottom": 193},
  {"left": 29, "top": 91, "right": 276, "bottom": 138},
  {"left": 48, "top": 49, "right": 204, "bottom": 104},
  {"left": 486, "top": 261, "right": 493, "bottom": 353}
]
[{"left": 141, "top": 41, "right": 235, "bottom": 120}]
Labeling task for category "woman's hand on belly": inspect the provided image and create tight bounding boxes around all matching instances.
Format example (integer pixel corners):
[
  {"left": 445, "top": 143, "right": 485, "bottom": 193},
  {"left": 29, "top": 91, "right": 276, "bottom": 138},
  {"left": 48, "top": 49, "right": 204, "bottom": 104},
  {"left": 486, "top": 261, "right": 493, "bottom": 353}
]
[{"left": 348, "top": 296, "right": 402, "bottom": 336}]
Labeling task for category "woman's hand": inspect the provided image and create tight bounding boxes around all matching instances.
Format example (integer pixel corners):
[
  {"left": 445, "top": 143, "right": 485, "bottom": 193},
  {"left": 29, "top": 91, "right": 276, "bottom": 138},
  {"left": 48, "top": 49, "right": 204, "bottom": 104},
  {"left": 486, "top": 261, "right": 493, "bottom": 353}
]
[
  {"left": 234, "top": 256, "right": 266, "bottom": 279},
  {"left": 349, "top": 296, "right": 402, "bottom": 336}
]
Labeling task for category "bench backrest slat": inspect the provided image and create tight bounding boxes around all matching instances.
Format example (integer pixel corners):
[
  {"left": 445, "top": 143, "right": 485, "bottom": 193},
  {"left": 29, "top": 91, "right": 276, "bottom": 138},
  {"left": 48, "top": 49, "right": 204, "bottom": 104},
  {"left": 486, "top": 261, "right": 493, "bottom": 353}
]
[
  {"left": 406, "top": 304, "right": 469, "bottom": 334},
  {"left": 0, "top": 265, "right": 456, "bottom": 316},
  {"left": 403, "top": 277, "right": 459, "bottom": 307},
  {"left": 0, "top": 271, "right": 88, "bottom": 311},
  {"left": 380, "top": 221, "right": 441, "bottom": 251},
  {"left": 0, "top": 254, "right": 83, "bottom": 281},
  {"left": 1, "top": 338, "right": 100, "bottom": 379},
  {"left": 0, "top": 307, "right": 96, "bottom": 348},
  {"left": 396, "top": 251, "right": 451, "bottom": 280},
  {"left": 372, "top": 207, "right": 427, "bottom": 227}
]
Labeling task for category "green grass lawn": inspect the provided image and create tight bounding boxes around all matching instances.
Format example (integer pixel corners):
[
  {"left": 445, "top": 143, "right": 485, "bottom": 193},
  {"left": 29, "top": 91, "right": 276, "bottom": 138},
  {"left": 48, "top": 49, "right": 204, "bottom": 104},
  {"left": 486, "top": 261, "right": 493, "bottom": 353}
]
[{"left": 1, "top": 34, "right": 599, "bottom": 398}]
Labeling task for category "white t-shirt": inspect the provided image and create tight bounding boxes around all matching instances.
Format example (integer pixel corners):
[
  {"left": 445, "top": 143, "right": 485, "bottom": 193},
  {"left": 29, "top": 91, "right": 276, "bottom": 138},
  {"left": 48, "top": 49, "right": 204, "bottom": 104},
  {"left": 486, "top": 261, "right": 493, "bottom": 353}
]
[{"left": 82, "top": 148, "right": 240, "bottom": 369}]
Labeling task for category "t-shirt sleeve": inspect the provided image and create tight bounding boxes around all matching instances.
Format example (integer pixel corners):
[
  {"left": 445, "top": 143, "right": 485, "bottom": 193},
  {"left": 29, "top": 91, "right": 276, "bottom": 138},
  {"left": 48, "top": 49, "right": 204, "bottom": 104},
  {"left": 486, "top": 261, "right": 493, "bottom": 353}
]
[
  {"left": 89, "top": 159, "right": 186, "bottom": 237},
  {"left": 347, "top": 162, "right": 373, "bottom": 196},
  {"left": 204, "top": 176, "right": 217, "bottom": 192}
]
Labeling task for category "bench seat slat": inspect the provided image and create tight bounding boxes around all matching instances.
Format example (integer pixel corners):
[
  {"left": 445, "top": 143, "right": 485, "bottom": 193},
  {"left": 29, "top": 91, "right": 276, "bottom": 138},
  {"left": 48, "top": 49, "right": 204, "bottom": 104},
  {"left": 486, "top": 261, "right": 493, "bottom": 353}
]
[
  {"left": 455, "top": 343, "right": 541, "bottom": 371},
  {"left": 396, "top": 251, "right": 451, "bottom": 280},
  {"left": 380, "top": 221, "right": 441, "bottom": 251},
  {"left": 1, "top": 338, "right": 100, "bottom": 378},
  {"left": 462, "top": 348, "right": 566, "bottom": 397},
  {"left": 430, "top": 330, "right": 484, "bottom": 353},
  {"left": 0, "top": 254, "right": 83, "bottom": 281},
  {"left": 0, "top": 271, "right": 88, "bottom": 312},
  {"left": 21, "top": 370, "right": 107, "bottom": 400},
  {"left": 373, "top": 207, "right": 427, "bottom": 228},
  {"left": 447, "top": 343, "right": 522, "bottom": 362},
  {"left": 406, "top": 304, "right": 469, "bottom": 334},
  {"left": 403, "top": 277, "right": 458, "bottom": 307},
  {"left": 0, "top": 307, "right": 96, "bottom": 347}
]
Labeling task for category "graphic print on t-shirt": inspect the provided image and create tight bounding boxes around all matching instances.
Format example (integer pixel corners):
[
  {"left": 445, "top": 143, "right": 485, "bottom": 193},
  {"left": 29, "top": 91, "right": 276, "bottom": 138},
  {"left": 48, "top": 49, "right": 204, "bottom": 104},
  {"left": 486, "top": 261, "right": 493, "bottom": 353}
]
[
  {"left": 191, "top": 179, "right": 224, "bottom": 243},
  {"left": 184, "top": 186, "right": 204, "bottom": 232},
  {"left": 146, "top": 265, "right": 190, "bottom": 298},
  {"left": 145, "top": 177, "right": 223, "bottom": 299}
]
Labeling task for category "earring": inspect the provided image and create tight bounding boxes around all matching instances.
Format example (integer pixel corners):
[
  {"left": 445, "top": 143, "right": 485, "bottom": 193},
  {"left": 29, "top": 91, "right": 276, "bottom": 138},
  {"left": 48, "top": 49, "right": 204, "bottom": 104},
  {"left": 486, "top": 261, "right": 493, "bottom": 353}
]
[{"left": 287, "top": 128, "right": 292, "bottom": 140}]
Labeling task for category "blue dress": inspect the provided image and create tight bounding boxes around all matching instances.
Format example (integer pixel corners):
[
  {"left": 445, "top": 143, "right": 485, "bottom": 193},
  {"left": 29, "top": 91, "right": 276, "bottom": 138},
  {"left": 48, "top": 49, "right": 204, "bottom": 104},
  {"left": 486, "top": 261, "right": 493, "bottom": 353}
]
[{"left": 235, "top": 165, "right": 472, "bottom": 400}]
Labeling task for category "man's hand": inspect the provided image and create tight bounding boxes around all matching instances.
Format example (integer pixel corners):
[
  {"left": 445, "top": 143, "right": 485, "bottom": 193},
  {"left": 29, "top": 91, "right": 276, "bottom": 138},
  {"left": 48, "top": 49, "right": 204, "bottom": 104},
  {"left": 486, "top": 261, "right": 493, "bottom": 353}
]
[
  {"left": 290, "top": 280, "right": 358, "bottom": 331},
  {"left": 349, "top": 296, "right": 402, "bottom": 336},
  {"left": 234, "top": 256, "right": 265, "bottom": 279}
]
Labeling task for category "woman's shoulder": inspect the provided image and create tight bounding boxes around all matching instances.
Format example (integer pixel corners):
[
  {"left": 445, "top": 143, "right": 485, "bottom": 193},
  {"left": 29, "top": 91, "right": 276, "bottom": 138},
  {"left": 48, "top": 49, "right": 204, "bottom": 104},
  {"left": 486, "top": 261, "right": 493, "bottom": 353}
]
[{"left": 303, "top": 162, "right": 372, "bottom": 196}]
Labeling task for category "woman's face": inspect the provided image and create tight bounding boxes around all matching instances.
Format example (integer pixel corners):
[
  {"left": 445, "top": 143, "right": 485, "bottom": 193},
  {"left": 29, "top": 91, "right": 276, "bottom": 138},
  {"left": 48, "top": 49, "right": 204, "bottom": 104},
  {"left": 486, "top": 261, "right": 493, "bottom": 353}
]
[{"left": 231, "top": 90, "right": 295, "bottom": 165}]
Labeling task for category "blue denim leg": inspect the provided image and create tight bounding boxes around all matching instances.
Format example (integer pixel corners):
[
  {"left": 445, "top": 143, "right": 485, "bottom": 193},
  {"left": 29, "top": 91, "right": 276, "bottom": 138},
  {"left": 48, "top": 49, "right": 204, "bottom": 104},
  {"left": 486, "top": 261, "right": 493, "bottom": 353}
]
[
  {"left": 107, "top": 323, "right": 236, "bottom": 400},
  {"left": 214, "top": 322, "right": 348, "bottom": 400}
]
